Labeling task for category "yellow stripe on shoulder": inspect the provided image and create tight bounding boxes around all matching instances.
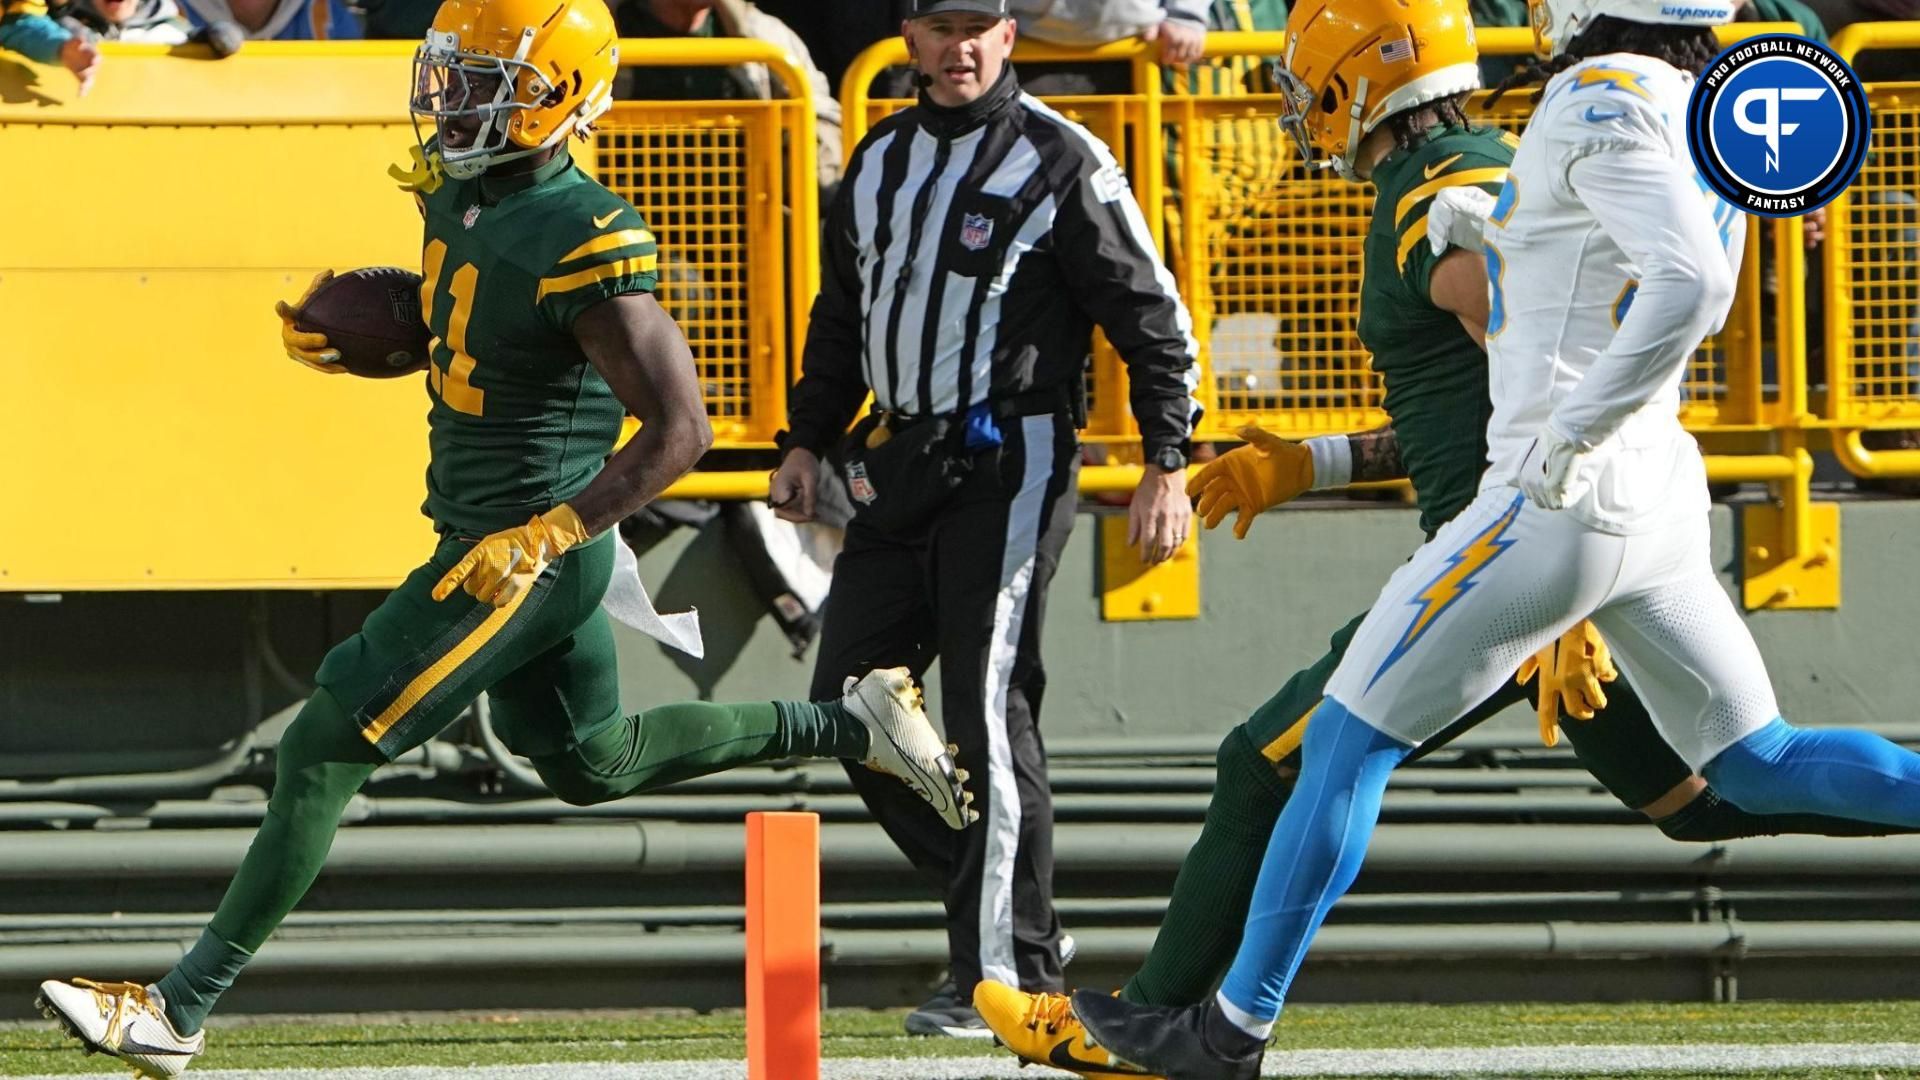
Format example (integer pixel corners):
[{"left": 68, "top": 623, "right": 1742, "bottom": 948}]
[
  {"left": 1394, "top": 167, "right": 1510, "bottom": 231},
  {"left": 536, "top": 253, "right": 659, "bottom": 302},
  {"left": 556, "top": 228, "right": 655, "bottom": 267}
]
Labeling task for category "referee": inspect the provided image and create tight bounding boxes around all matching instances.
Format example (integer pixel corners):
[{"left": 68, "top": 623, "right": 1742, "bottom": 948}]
[{"left": 769, "top": 0, "right": 1200, "bottom": 1037}]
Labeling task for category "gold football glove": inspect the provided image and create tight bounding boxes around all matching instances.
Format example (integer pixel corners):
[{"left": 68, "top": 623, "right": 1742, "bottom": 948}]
[
  {"left": 433, "top": 504, "right": 591, "bottom": 607},
  {"left": 273, "top": 270, "right": 345, "bottom": 374},
  {"left": 1186, "top": 425, "right": 1314, "bottom": 540},
  {"left": 1517, "top": 619, "right": 1618, "bottom": 748}
]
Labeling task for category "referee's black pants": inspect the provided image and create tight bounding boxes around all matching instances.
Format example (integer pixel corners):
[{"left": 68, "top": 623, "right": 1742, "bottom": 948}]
[{"left": 808, "top": 412, "right": 1080, "bottom": 998}]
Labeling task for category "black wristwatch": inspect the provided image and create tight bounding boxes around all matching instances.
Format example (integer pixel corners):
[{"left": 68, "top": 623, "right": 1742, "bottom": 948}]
[{"left": 1150, "top": 444, "right": 1189, "bottom": 472}]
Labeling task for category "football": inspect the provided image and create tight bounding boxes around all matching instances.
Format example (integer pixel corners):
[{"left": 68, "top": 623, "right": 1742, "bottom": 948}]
[{"left": 295, "top": 266, "right": 432, "bottom": 378}]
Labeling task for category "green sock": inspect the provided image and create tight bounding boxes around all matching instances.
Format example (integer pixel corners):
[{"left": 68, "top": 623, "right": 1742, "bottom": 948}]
[
  {"left": 774, "top": 700, "right": 870, "bottom": 761},
  {"left": 158, "top": 689, "right": 379, "bottom": 1034},
  {"left": 1121, "top": 726, "right": 1291, "bottom": 1006},
  {"left": 531, "top": 701, "right": 867, "bottom": 804},
  {"left": 155, "top": 929, "right": 253, "bottom": 1036}
]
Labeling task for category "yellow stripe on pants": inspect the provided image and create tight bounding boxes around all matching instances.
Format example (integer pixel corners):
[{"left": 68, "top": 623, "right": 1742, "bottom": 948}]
[
  {"left": 360, "top": 585, "right": 535, "bottom": 745},
  {"left": 1261, "top": 705, "right": 1319, "bottom": 763}
]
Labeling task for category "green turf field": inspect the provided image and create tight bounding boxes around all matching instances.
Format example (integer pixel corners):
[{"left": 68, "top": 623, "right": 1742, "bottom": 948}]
[{"left": 6, "top": 1000, "right": 1920, "bottom": 1078}]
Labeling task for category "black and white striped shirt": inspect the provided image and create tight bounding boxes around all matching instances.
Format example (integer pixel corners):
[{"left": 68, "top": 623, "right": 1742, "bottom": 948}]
[{"left": 784, "top": 65, "right": 1201, "bottom": 462}]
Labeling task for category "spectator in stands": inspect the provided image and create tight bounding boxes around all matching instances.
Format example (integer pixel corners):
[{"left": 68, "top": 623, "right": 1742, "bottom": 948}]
[
  {"left": 1801, "top": 0, "right": 1918, "bottom": 80},
  {"left": 1013, "top": 0, "right": 1209, "bottom": 63},
  {"left": 1735, "top": 0, "right": 1829, "bottom": 38},
  {"left": 1006, "top": 0, "right": 1235, "bottom": 95},
  {"left": 752, "top": 0, "right": 912, "bottom": 95},
  {"left": 614, "top": 0, "right": 843, "bottom": 189},
  {"left": 360, "top": 0, "right": 434, "bottom": 37},
  {"left": 57, "top": 0, "right": 190, "bottom": 41},
  {"left": 0, "top": 0, "right": 98, "bottom": 92},
  {"left": 175, "top": 0, "right": 356, "bottom": 42}
]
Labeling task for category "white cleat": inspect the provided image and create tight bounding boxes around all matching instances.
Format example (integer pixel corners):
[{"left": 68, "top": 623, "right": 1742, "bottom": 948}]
[
  {"left": 36, "top": 978, "right": 204, "bottom": 1079},
  {"left": 843, "top": 667, "right": 978, "bottom": 830}
]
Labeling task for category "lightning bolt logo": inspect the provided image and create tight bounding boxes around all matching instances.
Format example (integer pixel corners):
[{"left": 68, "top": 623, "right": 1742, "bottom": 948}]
[
  {"left": 1368, "top": 494, "right": 1526, "bottom": 690},
  {"left": 1572, "top": 66, "right": 1653, "bottom": 102}
]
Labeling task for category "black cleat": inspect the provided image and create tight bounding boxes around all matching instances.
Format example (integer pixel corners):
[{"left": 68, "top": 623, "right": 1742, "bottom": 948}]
[
  {"left": 903, "top": 979, "right": 992, "bottom": 1038},
  {"left": 1069, "top": 991, "right": 1264, "bottom": 1080}
]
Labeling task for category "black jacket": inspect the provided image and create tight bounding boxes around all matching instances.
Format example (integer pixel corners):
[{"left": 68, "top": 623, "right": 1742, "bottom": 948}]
[{"left": 784, "top": 64, "right": 1200, "bottom": 461}]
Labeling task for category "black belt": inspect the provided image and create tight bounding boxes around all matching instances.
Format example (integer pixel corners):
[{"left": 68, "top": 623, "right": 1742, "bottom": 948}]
[{"left": 882, "top": 379, "right": 1087, "bottom": 429}]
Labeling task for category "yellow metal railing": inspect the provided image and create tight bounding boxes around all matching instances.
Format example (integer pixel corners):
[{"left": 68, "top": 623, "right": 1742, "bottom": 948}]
[
  {"left": 843, "top": 26, "right": 1797, "bottom": 449},
  {"left": 838, "top": 24, "right": 1838, "bottom": 608},
  {"left": 1826, "top": 21, "right": 1920, "bottom": 477},
  {"left": 0, "top": 25, "right": 1902, "bottom": 596},
  {"left": 593, "top": 39, "right": 818, "bottom": 449}
]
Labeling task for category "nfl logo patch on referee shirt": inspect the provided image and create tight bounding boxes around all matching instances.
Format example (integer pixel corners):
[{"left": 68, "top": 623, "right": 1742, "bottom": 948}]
[
  {"left": 845, "top": 461, "right": 877, "bottom": 504},
  {"left": 959, "top": 212, "right": 993, "bottom": 251}
]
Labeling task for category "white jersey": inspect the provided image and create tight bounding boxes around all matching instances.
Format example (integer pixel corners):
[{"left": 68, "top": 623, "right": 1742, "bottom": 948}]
[{"left": 1480, "top": 53, "right": 1745, "bottom": 534}]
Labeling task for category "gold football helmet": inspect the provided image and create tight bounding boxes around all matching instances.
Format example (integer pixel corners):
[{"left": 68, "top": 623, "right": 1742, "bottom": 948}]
[
  {"left": 1275, "top": 0, "right": 1482, "bottom": 180},
  {"left": 411, "top": 0, "right": 618, "bottom": 179}
]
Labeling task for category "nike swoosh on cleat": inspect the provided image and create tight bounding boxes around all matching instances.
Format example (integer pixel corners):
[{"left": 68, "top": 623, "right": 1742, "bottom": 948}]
[
  {"left": 116, "top": 1036, "right": 192, "bottom": 1058},
  {"left": 1050, "top": 1036, "right": 1149, "bottom": 1075}
]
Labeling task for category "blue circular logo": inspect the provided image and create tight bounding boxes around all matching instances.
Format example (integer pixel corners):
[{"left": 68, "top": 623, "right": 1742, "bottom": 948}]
[{"left": 1687, "top": 34, "right": 1870, "bottom": 217}]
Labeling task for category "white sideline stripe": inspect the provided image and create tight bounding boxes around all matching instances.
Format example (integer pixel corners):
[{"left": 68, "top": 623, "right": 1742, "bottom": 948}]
[
  {"left": 21, "top": 1043, "right": 1920, "bottom": 1079},
  {"left": 976, "top": 412, "right": 1058, "bottom": 988}
]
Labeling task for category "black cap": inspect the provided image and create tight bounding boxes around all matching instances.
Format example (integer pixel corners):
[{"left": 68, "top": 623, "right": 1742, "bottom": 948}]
[{"left": 909, "top": 0, "right": 1010, "bottom": 17}]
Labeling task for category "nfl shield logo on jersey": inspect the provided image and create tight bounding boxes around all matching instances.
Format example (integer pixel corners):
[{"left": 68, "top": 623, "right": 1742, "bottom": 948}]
[
  {"left": 958, "top": 212, "right": 993, "bottom": 252},
  {"left": 463, "top": 205, "right": 483, "bottom": 229}
]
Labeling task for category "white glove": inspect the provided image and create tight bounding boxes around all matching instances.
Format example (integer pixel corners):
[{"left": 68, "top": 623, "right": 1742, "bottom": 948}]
[
  {"left": 1519, "top": 427, "right": 1594, "bottom": 510},
  {"left": 1427, "top": 185, "right": 1498, "bottom": 257}
]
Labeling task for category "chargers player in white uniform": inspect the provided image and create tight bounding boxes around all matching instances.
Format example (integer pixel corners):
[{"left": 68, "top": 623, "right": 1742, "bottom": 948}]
[{"left": 1067, "top": 0, "right": 1920, "bottom": 1074}]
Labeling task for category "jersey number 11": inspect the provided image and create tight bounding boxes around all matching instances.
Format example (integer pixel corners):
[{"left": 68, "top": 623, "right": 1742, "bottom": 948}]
[{"left": 421, "top": 239, "right": 486, "bottom": 417}]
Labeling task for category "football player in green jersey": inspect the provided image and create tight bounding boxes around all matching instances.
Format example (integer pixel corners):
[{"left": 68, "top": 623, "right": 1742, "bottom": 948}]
[
  {"left": 975, "top": 0, "right": 1902, "bottom": 1071},
  {"left": 32, "top": 0, "right": 972, "bottom": 1074}
]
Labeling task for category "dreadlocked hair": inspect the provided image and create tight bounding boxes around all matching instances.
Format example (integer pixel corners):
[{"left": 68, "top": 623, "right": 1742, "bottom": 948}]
[
  {"left": 1384, "top": 92, "right": 1476, "bottom": 153},
  {"left": 1484, "top": 15, "right": 1721, "bottom": 108}
]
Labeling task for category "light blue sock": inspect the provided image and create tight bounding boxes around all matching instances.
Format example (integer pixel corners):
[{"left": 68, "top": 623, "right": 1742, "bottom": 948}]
[
  {"left": 1217, "top": 697, "right": 1411, "bottom": 1023},
  {"left": 1704, "top": 716, "right": 1920, "bottom": 826}
]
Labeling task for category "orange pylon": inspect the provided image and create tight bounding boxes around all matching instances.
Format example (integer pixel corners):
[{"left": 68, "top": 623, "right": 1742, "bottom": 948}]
[{"left": 746, "top": 811, "right": 820, "bottom": 1080}]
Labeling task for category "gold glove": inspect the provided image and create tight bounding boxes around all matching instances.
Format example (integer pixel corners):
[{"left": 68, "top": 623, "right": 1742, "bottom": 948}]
[
  {"left": 1185, "top": 425, "right": 1314, "bottom": 540},
  {"left": 433, "top": 504, "right": 591, "bottom": 607},
  {"left": 273, "top": 270, "right": 344, "bottom": 374},
  {"left": 1516, "top": 619, "right": 1618, "bottom": 748}
]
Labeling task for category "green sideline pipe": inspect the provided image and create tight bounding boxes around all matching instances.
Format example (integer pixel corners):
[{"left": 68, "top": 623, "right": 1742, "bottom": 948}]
[
  {"left": 12, "top": 725, "right": 1917, "bottom": 803},
  {"left": 0, "top": 739, "right": 476, "bottom": 802},
  {"left": 16, "top": 886, "right": 1920, "bottom": 940},
  {"left": 12, "top": 921, "right": 1920, "bottom": 983},
  {"left": 0, "top": 790, "right": 1641, "bottom": 832},
  {"left": 0, "top": 739, "right": 258, "bottom": 802},
  {"left": 0, "top": 757, "right": 1635, "bottom": 805},
  {"left": 6, "top": 824, "right": 1920, "bottom": 880},
  {"left": 9, "top": 723, "right": 1917, "bottom": 805}
]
